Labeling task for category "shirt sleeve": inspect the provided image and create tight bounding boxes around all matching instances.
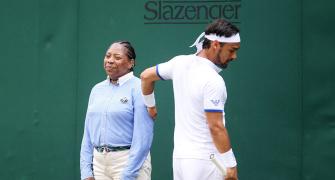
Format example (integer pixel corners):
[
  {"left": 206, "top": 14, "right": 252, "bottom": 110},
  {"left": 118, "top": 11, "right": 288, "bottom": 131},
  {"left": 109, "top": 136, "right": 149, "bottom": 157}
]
[
  {"left": 121, "top": 85, "right": 154, "bottom": 180},
  {"left": 80, "top": 90, "right": 94, "bottom": 180},
  {"left": 203, "top": 78, "right": 227, "bottom": 113},
  {"left": 156, "top": 56, "right": 178, "bottom": 80}
]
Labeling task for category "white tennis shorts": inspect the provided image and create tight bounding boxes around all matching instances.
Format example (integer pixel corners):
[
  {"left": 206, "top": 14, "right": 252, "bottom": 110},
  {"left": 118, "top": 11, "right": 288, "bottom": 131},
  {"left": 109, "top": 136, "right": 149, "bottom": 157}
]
[{"left": 173, "top": 158, "right": 223, "bottom": 180}]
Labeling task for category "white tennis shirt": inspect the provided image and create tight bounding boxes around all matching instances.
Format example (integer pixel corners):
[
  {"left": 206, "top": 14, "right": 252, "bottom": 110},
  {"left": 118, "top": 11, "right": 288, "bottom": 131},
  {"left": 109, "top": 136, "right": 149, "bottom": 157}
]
[{"left": 157, "top": 54, "right": 227, "bottom": 159}]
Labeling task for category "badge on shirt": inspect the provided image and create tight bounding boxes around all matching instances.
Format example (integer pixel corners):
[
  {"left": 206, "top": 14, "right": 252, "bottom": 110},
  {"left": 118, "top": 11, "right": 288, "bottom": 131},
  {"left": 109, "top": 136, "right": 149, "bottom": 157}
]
[
  {"left": 120, "top": 97, "right": 128, "bottom": 104},
  {"left": 210, "top": 99, "right": 220, "bottom": 106}
]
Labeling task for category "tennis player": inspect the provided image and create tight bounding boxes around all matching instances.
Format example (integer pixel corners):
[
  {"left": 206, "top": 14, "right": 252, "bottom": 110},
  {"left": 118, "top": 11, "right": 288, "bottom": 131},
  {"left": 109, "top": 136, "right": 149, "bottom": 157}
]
[{"left": 141, "top": 19, "right": 241, "bottom": 180}]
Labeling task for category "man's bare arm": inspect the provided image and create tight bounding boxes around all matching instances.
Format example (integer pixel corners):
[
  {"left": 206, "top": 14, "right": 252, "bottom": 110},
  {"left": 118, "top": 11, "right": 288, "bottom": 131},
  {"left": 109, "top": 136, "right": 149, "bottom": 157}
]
[
  {"left": 205, "top": 112, "right": 238, "bottom": 180},
  {"left": 140, "top": 67, "right": 161, "bottom": 95},
  {"left": 140, "top": 66, "right": 161, "bottom": 118},
  {"left": 205, "top": 112, "right": 232, "bottom": 152}
]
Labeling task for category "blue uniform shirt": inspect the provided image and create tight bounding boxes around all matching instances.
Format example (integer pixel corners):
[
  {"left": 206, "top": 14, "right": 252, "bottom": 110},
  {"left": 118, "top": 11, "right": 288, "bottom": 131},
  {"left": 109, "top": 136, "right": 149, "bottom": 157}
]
[{"left": 80, "top": 72, "right": 154, "bottom": 180}]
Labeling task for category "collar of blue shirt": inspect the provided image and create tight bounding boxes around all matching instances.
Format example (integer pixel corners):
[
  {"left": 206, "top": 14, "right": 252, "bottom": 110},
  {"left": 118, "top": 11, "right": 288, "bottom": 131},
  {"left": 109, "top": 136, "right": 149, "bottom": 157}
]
[{"left": 107, "top": 72, "right": 134, "bottom": 86}]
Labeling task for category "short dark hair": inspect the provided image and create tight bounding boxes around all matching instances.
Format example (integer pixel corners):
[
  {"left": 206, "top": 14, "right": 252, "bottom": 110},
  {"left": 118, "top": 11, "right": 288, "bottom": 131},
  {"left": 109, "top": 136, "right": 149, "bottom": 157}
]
[
  {"left": 202, "top": 19, "right": 240, "bottom": 49},
  {"left": 111, "top": 40, "right": 136, "bottom": 71}
]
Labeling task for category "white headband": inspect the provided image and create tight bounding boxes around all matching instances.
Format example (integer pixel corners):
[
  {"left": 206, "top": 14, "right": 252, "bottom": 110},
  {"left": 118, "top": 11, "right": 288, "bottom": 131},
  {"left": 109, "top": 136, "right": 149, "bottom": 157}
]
[{"left": 190, "top": 32, "right": 241, "bottom": 54}]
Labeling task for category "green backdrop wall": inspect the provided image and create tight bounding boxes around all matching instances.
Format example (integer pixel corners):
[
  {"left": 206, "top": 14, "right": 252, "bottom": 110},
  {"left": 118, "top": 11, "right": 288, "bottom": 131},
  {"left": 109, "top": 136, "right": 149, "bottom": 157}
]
[{"left": 0, "top": 0, "right": 334, "bottom": 179}]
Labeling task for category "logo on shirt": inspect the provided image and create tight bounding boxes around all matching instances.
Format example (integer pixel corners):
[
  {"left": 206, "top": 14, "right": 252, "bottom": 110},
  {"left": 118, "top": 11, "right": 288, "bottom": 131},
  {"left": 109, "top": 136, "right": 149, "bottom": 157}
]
[
  {"left": 210, "top": 99, "right": 220, "bottom": 106},
  {"left": 120, "top": 97, "right": 128, "bottom": 104}
]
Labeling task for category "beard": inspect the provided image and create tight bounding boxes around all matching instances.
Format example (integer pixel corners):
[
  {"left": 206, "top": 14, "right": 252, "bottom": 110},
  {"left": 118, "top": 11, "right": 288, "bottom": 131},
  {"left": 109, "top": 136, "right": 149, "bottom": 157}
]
[
  {"left": 216, "top": 63, "right": 228, "bottom": 69},
  {"left": 214, "top": 52, "right": 229, "bottom": 69}
]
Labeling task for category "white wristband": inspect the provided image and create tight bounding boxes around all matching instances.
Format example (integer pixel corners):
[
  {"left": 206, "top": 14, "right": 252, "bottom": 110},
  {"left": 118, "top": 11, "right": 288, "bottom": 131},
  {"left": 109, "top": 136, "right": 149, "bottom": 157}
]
[
  {"left": 143, "top": 92, "right": 156, "bottom": 107},
  {"left": 220, "top": 149, "right": 237, "bottom": 168}
]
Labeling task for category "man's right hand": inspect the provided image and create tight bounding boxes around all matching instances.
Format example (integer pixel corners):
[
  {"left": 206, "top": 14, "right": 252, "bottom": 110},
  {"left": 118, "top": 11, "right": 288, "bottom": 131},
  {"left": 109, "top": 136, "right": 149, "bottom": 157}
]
[
  {"left": 147, "top": 106, "right": 157, "bottom": 119},
  {"left": 225, "top": 166, "right": 238, "bottom": 180},
  {"left": 85, "top": 177, "right": 94, "bottom": 180}
]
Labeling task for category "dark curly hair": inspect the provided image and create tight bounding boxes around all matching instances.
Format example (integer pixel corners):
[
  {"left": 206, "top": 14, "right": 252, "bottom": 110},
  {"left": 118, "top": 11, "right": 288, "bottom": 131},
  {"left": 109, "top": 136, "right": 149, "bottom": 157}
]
[{"left": 202, "top": 19, "right": 240, "bottom": 49}]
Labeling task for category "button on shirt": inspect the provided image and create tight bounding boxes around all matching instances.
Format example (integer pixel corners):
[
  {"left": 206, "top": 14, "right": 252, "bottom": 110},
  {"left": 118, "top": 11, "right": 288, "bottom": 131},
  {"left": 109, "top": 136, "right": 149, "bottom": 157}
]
[
  {"left": 156, "top": 54, "right": 227, "bottom": 159},
  {"left": 80, "top": 72, "right": 154, "bottom": 180}
]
